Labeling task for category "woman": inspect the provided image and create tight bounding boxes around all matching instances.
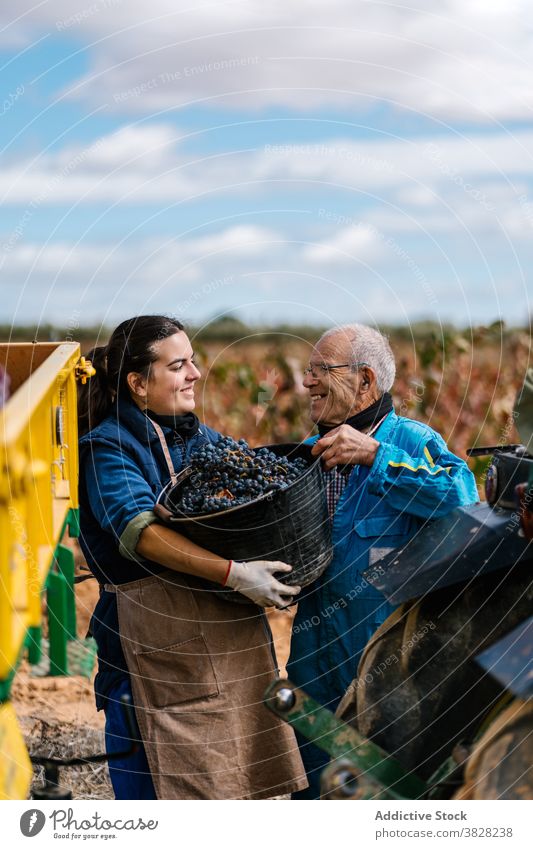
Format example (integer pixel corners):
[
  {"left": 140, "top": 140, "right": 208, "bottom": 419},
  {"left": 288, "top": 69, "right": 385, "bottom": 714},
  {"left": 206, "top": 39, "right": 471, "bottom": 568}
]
[{"left": 78, "top": 315, "right": 307, "bottom": 800}]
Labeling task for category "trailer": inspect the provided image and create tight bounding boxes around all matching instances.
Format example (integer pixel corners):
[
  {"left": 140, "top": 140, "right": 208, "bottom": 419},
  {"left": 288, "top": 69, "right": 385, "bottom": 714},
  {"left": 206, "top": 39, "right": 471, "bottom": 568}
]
[{"left": 0, "top": 342, "right": 95, "bottom": 800}]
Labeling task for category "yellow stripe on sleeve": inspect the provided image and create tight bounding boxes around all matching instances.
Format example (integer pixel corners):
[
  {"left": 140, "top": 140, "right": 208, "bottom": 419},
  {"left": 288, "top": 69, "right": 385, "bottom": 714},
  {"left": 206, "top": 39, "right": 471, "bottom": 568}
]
[
  {"left": 423, "top": 446, "right": 435, "bottom": 466},
  {"left": 387, "top": 460, "right": 450, "bottom": 476}
]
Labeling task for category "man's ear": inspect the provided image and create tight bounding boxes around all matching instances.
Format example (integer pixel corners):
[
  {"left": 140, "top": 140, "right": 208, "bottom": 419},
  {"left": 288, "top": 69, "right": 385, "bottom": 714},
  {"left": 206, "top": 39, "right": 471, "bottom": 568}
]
[
  {"left": 127, "top": 371, "right": 147, "bottom": 398},
  {"left": 359, "top": 366, "right": 376, "bottom": 394}
]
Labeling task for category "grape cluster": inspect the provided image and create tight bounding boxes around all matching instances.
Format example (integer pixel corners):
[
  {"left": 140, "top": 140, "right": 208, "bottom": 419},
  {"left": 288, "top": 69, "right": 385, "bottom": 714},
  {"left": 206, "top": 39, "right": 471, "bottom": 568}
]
[{"left": 177, "top": 436, "right": 308, "bottom": 515}]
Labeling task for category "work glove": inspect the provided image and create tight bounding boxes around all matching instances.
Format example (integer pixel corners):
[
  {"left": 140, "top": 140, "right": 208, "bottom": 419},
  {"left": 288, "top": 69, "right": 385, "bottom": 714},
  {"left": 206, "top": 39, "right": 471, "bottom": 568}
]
[{"left": 225, "top": 560, "right": 301, "bottom": 609}]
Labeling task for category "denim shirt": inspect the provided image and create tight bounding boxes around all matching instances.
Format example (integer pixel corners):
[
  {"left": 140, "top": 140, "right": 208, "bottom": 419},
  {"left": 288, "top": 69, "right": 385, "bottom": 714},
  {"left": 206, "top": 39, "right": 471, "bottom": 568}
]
[
  {"left": 78, "top": 395, "right": 221, "bottom": 707},
  {"left": 287, "top": 410, "right": 478, "bottom": 711}
]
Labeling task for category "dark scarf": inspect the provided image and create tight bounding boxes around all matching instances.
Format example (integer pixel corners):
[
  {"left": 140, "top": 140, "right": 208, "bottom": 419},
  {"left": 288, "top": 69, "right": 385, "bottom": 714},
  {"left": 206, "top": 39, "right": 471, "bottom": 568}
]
[
  {"left": 146, "top": 409, "right": 200, "bottom": 439},
  {"left": 317, "top": 392, "right": 394, "bottom": 437}
]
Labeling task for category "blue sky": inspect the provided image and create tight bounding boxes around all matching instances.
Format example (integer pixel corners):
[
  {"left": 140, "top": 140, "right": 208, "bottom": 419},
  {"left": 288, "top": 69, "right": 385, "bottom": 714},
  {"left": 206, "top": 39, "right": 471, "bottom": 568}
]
[{"left": 1, "top": 0, "right": 533, "bottom": 330}]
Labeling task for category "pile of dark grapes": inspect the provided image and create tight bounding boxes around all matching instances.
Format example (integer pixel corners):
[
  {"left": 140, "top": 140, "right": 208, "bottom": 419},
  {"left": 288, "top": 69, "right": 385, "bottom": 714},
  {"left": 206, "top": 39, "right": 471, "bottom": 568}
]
[{"left": 178, "top": 436, "right": 308, "bottom": 515}]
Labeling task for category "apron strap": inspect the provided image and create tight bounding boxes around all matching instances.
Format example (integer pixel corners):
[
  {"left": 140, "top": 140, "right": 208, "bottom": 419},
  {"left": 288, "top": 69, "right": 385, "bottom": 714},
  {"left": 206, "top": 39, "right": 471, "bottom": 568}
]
[
  {"left": 103, "top": 419, "right": 178, "bottom": 594},
  {"left": 146, "top": 416, "right": 179, "bottom": 486}
]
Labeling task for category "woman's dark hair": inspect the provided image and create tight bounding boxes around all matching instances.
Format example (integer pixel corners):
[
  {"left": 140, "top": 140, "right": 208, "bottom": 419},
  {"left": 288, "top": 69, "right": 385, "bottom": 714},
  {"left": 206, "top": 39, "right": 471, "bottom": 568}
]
[{"left": 78, "top": 315, "right": 184, "bottom": 435}]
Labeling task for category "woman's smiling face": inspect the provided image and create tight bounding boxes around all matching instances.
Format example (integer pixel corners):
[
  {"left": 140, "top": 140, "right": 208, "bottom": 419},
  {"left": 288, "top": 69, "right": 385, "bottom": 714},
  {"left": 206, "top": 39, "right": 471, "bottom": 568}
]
[{"left": 128, "top": 331, "right": 201, "bottom": 416}]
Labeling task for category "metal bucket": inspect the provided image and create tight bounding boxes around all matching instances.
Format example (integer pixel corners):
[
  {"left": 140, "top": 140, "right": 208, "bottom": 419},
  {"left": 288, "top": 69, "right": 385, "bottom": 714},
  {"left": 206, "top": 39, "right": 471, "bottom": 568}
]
[{"left": 155, "top": 442, "right": 333, "bottom": 599}]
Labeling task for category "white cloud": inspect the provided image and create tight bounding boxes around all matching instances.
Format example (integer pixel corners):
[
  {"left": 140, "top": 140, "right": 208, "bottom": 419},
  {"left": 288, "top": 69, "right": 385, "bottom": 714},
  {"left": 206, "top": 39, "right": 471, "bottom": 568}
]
[
  {"left": 0, "top": 223, "right": 287, "bottom": 325},
  {"left": 185, "top": 224, "right": 279, "bottom": 257},
  {"left": 1, "top": 223, "right": 278, "bottom": 274},
  {"left": 0, "top": 1, "right": 532, "bottom": 120},
  {"left": 0, "top": 124, "right": 193, "bottom": 204},
  {"left": 3, "top": 241, "right": 106, "bottom": 273},
  {"left": 3, "top": 123, "right": 533, "bottom": 211},
  {"left": 74, "top": 124, "right": 178, "bottom": 170},
  {"left": 3, "top": 215, "right": 530, "bottom": 329},
  {"left": 303, "top": 224, "right": 378, "bottom": 264}
]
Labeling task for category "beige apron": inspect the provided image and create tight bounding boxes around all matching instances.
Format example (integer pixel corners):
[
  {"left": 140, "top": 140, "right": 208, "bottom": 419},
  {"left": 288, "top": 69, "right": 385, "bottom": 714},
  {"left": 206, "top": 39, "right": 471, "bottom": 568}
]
[{"left": 107, "top": 570, "right": 307, "bottom": 799}]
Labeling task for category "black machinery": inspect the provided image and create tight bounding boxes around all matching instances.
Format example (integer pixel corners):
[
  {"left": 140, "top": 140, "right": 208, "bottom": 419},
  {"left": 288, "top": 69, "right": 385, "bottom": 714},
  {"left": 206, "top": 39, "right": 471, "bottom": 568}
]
[{"left": 265, "top": 371, "right": 533, "bottom": 800}]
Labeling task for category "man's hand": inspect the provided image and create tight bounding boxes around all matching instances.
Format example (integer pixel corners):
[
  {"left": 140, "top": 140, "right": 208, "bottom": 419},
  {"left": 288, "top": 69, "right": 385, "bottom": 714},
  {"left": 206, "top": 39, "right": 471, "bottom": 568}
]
[{"left": 311, "top": 424, "right": 380, "bottom": 470}]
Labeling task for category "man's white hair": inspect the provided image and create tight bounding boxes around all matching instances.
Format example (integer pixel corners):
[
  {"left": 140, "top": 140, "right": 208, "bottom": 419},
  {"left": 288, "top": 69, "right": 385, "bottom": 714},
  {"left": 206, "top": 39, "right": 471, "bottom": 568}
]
[{"left": 319, "top": 324, "right": 396, "bottom": 392}]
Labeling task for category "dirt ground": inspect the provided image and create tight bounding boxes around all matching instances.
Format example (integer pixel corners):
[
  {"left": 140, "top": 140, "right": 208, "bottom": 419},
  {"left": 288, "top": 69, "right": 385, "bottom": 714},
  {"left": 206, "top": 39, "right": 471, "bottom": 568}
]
[{"left": 11, "top": 567, "right": 295, "bottom": 799}]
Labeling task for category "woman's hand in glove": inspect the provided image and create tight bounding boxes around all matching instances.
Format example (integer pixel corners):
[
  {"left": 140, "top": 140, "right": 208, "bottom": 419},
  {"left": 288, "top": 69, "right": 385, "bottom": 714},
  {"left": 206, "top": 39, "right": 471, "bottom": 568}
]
[{"left": 225, "top": 560, "right": 301, "bottom": 609}]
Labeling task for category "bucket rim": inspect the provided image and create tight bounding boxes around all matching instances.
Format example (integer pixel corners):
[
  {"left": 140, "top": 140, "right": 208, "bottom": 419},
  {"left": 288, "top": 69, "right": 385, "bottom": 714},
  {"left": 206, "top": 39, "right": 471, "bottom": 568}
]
[{"left": 157, "top": 446, "right": 322, "bottom": 522}]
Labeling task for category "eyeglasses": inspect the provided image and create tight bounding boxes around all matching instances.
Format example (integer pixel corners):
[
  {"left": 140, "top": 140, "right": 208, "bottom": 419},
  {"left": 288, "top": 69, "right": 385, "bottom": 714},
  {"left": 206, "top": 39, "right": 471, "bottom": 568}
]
[{"left": 303, "top": 361, "right": 370, "bottom": 378}]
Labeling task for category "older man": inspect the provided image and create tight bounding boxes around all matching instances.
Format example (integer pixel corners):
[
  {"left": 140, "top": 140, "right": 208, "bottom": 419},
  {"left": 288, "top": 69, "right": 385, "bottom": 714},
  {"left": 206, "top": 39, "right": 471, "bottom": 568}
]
[{"left": 287, "top": 324, "right": 478, "bottom": 798}]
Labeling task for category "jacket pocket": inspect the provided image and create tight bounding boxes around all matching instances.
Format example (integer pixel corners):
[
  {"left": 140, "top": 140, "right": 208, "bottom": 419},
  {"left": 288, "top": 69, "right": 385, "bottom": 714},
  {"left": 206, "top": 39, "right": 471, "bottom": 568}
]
[
  {"left": 353, "top": 513, "right": 412, "bottom": 539},
  {"left": 135, "top": 633, "right": 219, "bottom": 708},
  {"left": 353, "top": 514, "right": 411, "bottom": 571}
]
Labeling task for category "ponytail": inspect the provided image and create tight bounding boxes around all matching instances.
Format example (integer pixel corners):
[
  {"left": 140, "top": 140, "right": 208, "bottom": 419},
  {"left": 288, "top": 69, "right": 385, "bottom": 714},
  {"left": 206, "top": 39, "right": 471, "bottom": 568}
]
[
  {"left": 78, "top": 345, "right": 111, "bottom": 436},
  {"left": 77, "top": 315, "right": 185, "bottom": 435}
]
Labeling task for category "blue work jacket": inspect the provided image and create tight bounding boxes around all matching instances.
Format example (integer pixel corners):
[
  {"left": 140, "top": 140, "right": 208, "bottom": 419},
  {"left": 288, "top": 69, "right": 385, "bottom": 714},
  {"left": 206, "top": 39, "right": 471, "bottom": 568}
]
[
  {"left": 287, "top": 410, "right": 478, "bottom": 711},
  {"left": 78, "top": 394, "right": 221, "bottom": 707}
]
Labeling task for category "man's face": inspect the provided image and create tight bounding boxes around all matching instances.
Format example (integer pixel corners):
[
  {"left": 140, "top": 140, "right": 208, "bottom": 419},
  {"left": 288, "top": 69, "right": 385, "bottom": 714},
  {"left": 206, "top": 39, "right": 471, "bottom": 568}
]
[{"left": 303, "top": 333, "right": 364, "bottom": 426}]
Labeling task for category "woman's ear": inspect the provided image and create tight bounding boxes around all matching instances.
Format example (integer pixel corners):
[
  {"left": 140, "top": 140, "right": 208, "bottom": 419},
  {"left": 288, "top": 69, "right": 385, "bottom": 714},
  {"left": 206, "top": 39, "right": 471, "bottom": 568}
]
[{"left": 127, "top": 371, "right": 147, "bottom": 399}]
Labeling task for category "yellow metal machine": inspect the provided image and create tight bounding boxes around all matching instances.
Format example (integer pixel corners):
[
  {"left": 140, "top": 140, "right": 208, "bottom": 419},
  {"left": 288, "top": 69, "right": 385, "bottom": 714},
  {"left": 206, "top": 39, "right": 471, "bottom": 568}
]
[{"left": 0, "top": 342, "right": 94, "bottom": 800}]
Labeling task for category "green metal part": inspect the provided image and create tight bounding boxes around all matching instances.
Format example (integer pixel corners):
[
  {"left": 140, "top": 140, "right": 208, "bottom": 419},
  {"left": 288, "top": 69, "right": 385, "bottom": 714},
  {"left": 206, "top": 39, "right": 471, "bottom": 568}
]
[
  {"left": 0, "top": 666, "right": 16, "bottom": 703},
  {"left": 37, "top": 511, "right": 96, "bottom": 679},
  {"left": 46, "top": 569, "right": 69, "bottom": 676},
  {"left": 264, "top": 679, "right": 427, "bottom": 799},
  {"left": 320, "top": 757, "right": 389, "bottom": 799},
  {"left": 0, "top": 629, "right": 42, "bottom": 702},
  {"left": 56, "top": 543, "right": 77, "bottom": 641},
  {"left": 67, "top": 507, "right": 80, "bottom": 539},
  {"left": 43, "top": 516, "right": 80, "bottom": 676},
  {"left": 30, "top": 637, "right": 97, "bottom": 680},
  {"left": 25, "top": 626, "right": 42, "bottom": 666},
  {"left": 0, "top": 508, "right": 91, "bottom": 697},
  {"left": 35, "top": 510, "right": 96, "bottom": 679}
]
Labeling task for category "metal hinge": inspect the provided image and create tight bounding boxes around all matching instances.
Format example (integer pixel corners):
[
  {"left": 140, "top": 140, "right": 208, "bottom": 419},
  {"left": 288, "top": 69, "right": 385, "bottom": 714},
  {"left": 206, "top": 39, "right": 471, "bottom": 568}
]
[{"left": 75, "top": 356, "right": 96, "bottom": 384}]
